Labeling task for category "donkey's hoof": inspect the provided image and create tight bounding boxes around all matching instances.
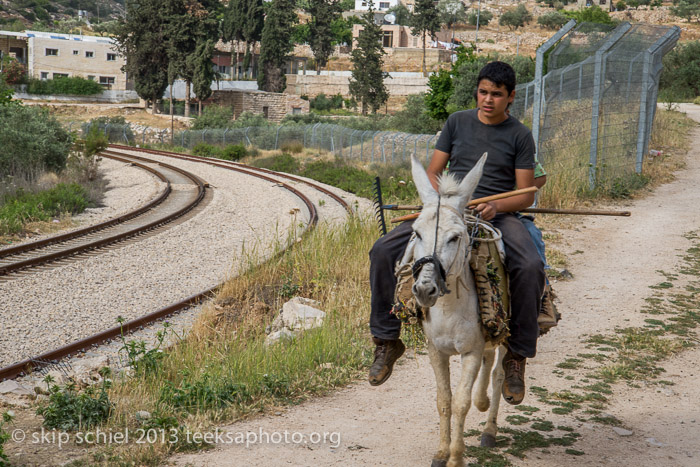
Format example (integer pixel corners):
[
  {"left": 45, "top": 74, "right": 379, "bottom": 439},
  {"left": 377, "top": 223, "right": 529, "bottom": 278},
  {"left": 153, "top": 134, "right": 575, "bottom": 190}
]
[
  {"left": 430, "top": 459, "right": 447, "bottom": 467},
  {"left": 480, "top": 433, "right": 497, "bottom": 448}
]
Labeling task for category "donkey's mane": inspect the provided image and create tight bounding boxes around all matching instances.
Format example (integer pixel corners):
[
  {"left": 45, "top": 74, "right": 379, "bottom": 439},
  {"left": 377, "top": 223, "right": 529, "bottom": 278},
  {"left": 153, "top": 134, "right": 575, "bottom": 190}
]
[{"left": 437, "top": 172, "right": 462, "bottom": 198}]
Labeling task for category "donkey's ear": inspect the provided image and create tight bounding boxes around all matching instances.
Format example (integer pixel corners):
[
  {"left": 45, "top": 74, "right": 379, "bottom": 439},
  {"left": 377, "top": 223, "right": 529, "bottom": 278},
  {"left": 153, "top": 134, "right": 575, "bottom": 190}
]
[
  {"left": 411, "top": 155, "right": 439, "bottom": 205},
  {"left": 457, "top": 152, "right": 488, "bottom": 210}
]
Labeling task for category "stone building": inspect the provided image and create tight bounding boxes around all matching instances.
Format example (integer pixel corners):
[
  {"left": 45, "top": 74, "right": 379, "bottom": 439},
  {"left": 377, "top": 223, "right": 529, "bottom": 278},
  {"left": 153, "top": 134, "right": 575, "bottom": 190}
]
[
  {"left": 207, "top": 90, "right": 309, "bottom": 123},
  {"left": 24, "top": 30, "right": 127, "bottom": 90},
  {"left": 0, "top": 30, "right": 28, "bottom": 65},
  {"left": 577, "top": 0, "right": 614, "bottom": 11}
]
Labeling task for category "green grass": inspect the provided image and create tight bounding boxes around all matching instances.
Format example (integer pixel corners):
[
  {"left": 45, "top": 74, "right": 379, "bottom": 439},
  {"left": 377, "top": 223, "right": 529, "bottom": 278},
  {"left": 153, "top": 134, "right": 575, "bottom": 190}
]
[{"left": 0, "top": 183, "right": 90, "bottom": 235}]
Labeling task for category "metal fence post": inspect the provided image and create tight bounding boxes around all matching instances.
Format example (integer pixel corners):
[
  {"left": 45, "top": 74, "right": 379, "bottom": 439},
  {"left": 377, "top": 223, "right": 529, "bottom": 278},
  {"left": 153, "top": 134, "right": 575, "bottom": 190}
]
[
  {"left": 588, "top": 22, "right": 631, "bottom": 189},
  {"left": 635, "top": 26, "right": 681, "bottom": 173},
  {"left": 532, "top": 20, "right": 576, "bottom": 155},
  {"left": 425, "top": 135, "right": 436, "bottom": 163},
  {"left": 360, "top": 130, "right": 369, "bottom": 162},
  {"left": 370, "top": 131, "right": 378, "bottom": 163},
  {"left": 245, "top": 127, "right": 251, "bottom": 146},
  {"left": 275, "top": 125, "right": 282, "bottom": 150}
]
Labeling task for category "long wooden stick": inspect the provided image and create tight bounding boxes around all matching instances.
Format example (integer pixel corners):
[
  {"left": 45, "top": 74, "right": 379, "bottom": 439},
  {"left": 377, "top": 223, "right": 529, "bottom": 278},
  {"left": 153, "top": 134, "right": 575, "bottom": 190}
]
[
  {"left": 390, "top": 187, "right": 538, "bottom": 224},
  {"left": 522, "top": 207, "right": 631, "bottom": 216}
]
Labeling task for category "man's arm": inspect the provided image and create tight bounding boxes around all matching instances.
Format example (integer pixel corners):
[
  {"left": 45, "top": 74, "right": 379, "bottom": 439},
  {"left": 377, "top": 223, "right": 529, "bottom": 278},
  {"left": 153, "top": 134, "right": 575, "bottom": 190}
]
[
  {"left": 426, "top": 149, "right": 450, "bottom": 191},
  {"left": 474, "top": 168, "right": 536, "bottom": 220}
]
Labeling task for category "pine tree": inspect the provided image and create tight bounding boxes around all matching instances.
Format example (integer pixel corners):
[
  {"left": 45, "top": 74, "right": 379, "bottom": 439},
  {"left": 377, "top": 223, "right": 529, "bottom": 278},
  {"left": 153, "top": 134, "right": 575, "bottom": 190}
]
[
  {"left": 411, "top": 0, "right": 441, "bottom": 76},
  {"left": 307, "top": 0, "right": 342, "bottom": 74},
  {"left": 189, "top": 39, "right": 217, "bottom": 115},
  {"left": 348, "top": 9, "right": 388, "bottom": 114},
  {"left": 258, "top": 0, "right": 297, "bottom": 92},
  {"left": 114, "top": 0, "right": 172, "bottom": 112},
  {"left": 224, "top": 0, "right": 264, "bottom": 79}
]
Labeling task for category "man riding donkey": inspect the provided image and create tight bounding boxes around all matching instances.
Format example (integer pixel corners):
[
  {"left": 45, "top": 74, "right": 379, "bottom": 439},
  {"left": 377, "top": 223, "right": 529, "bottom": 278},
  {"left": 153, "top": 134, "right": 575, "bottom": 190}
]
[{"left": 368, "top": 61, "right": 558, "bottom": 405}]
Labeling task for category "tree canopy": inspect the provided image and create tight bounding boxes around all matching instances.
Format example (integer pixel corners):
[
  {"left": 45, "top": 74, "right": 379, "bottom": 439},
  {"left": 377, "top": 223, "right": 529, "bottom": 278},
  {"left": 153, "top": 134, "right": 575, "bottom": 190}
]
[
  {"left": 307, "top": 0, "right": 343, "bottom": 73},
  {"left": 411, "top": 0, "right": 441, "bottom": 74},
  {"left": 349, "top": 9, "right": 389, "bottom": 114},
  {"left": 499, "top": 4, "right": 532, "bottom": 30},
  {"left": 258, "top": 0, "right": 297, "bottom": 92}
]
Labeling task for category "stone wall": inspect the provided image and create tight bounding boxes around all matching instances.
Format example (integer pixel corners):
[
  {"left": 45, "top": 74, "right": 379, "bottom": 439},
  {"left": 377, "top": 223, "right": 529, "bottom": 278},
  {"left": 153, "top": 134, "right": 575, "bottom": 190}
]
[
  {"left": 208, "top": 90, "right": 309, "bottom": 123},
  {"left": 285, "top": 73, "right": 429, "bottom": 99}
]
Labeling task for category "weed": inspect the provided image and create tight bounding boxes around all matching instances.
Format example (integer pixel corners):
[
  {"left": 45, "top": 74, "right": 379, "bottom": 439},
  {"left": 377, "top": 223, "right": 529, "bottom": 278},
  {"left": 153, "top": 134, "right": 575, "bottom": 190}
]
[
  {"left": 589, "top": 414, "right": 622, "bottom": 426},
  {"left": 464, "top": 446, "right": 511, "bottom": 466},
  {"left": 650, "top": 282, "right": 673, "bottom": 289},
  {"left": 514, "top": 405, "right": 540, "bottom": 415},
  {"left": 0, "top": 410, "right": 14, "bottom": 465},
  {"left": 530, "top": 420, "right": 554, "bottom": 432},
  {"left": 117, "top": 317, "right": 170, "bottom": 375},
  {"left": 556, "top": 358, "right": 583, "bottom": 370},
  {"left": 506, "top": 415, "right": 530, "bottom": 425},
  {"left": 280, "top": 141, "right": 304, "bottom": 154},
  {"left": 159, "top": 373, "right": 250, "bottom": 412},
  {"left": 37, "top": 372, "right": 113, "bottom": 431},
  {"left": 565, "top": 448, "right": 585, "bottom": 455},
  {"left": 252, "top": 153, "right": 301, "bottom": 174}
]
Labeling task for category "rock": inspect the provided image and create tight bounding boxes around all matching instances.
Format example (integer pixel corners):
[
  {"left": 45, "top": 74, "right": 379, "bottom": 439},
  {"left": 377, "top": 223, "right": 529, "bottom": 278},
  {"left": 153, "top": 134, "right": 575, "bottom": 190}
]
[
  {"left": 0, "top": 380, "right": 33, "bottom": 396},
  {"left": 265, "top": 328, "right": 295, "bottom": 346},
  {"left": 280, "top": 297, "right": 325, "bottom": 331},
  {"left": 613, "top": 427, "right": 634, "bottom": 437},
  {"left": 645, "top": 437, "right": 664, "bottom": 447}
]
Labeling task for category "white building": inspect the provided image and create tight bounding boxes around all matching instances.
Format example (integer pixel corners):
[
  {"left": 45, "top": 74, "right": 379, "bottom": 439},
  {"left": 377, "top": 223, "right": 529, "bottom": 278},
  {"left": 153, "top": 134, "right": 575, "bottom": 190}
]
[
  {"left": 354, "top": 0, "right": 399, "bottom": 11},
  {"left": 24, "top": 30, "right": 127, "bottom": 90}
]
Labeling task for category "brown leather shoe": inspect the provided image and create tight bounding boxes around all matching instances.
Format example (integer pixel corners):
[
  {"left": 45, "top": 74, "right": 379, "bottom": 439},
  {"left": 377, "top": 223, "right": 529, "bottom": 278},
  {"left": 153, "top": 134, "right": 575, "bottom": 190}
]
[
  {"left": 502, "top": 350, "right": 526, "bottom": 405},
  {"left": 538, "top": 284, "right": 561, "bottom": 335},
  {"left": 368, "top": 337, "right": 405, "bottom": 386}
]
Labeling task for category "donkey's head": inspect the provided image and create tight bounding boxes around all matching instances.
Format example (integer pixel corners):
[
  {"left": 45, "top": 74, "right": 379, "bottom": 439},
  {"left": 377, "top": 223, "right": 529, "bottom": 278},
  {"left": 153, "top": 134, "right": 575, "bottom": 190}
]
[{"left": 410, "top": 153, "right": 487, "bottom": 308}]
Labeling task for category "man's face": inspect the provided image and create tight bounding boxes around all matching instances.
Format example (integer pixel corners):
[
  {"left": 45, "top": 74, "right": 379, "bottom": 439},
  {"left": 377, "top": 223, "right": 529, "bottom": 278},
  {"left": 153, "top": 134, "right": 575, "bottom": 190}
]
[{"left": 476, "top": 78, "right": 515, "bottom": 124}]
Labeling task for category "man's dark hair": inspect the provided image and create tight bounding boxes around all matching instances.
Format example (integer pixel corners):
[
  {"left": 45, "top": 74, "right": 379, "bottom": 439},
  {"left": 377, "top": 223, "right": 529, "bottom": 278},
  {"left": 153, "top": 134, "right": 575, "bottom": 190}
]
[{"left": 477, "top": 61, "right": 517, "bottom": 95}]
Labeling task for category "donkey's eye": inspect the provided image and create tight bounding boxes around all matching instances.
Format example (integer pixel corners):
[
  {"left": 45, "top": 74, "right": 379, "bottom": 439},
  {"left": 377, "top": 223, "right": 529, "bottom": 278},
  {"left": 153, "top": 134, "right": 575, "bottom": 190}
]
[{"left": 447, "top": 235, "right": 459, "bottom": 244}]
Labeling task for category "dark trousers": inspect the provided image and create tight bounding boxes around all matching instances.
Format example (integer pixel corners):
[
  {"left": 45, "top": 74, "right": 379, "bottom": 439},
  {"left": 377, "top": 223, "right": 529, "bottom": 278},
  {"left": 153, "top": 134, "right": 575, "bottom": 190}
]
[{"left": 368, "top": 213, "right": 544, "bottom": 358}]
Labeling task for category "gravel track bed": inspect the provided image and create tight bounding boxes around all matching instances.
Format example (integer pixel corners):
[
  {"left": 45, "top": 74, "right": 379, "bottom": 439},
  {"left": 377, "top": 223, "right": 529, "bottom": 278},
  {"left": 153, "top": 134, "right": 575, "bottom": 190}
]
[
  {"left": 0, "top": 157, "right": 165, "bottom": 252},
  {"left": 0, "top": 151, "right": 333, "bottom": 369}
]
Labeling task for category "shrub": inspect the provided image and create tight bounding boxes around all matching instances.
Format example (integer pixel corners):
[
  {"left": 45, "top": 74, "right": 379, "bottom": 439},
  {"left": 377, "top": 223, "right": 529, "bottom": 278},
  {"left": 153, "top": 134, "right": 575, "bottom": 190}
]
[
  {"left": 301, "top": 159, "right": 375, "bottom": 197},
  {"left": 84, "top": 116, "right": 135, "bottom": 144},
  {"left": 251, "top": 153, "right": 301, "bottom": 173},
  {"left": 615, "top": 0, "right": 627, "bottom": 10},
  {"left": 1, "top": 58, "right": 26, "bottom": 84},
  {"left": 37, "top": 376, "right": 112, "bottom": 431},
  {"left": 192, "top": 143, "right": 220, "bottom": 157},
  {"left": 0, "top": 183, "right": 90, "bottom": 235},
  {"left": 68, "top": 127, "right": 108, "bottom": 182},
  {"left": 660, "top": 40, "right": 700, "bottom": 100},
  {"left": 26, "top": 76, "right": 103, "bottom": 95},
  {"left": 0, "top": 105, "right": 72, "bottom": 178},
  {"left": 280, "top": 141, "right": 304, "bottom": 154},
  {"left": 220, "top": 144, "right": 247, "bottom": 161},
  {"left": 538, "top": 11, "right": 569, "bottom": 30},
  {"left": 191, "top": 105, "right": 234, "bottom": 130}
]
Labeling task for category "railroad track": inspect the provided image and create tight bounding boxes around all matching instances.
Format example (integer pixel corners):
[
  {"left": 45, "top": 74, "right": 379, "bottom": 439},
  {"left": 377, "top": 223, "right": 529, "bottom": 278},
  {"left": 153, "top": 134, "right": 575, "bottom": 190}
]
[
  {"left": 0, "top": 147, "right": 353, "bottom": 381},
  {"left": 0, "top": 153, "right": 207, "bottom": 280}
]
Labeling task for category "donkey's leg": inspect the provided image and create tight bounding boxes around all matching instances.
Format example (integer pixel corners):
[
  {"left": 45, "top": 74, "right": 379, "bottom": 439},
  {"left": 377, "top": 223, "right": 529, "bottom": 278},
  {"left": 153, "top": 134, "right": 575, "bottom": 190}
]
[
  {"left": 447, "top": 349, "right": 484, "bottom": 467},
  {"left": 481, "top": 345, "right": 507, "bottom": 448},
  {"left": 473, "top": 348, "right": 496, "bottom": 412},
  {"left": 428, "top": 341, "right": 452, "bottom": 467}
]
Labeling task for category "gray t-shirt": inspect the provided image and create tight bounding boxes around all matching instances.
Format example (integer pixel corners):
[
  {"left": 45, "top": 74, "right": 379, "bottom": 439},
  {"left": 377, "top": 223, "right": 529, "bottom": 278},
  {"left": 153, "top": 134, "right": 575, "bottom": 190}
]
[{"left": 434, "top": 109, "right": 536, "bottom": 200}]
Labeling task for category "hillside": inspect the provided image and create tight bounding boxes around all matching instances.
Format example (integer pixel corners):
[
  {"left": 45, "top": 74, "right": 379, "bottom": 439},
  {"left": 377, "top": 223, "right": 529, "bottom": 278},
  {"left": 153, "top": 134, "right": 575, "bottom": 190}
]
[{"left": 0, "top": 0, "right": 125, "bottom": 31}]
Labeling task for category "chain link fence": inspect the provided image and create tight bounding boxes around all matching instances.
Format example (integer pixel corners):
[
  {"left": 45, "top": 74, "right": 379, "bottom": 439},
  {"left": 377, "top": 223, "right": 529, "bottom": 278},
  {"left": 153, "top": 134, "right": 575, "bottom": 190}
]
[
  {"left": 73, "top": 121, "right": 438, "bottom": 165},
  {"left": 511, "top": 20, "right": 680, "bottom": 193}
]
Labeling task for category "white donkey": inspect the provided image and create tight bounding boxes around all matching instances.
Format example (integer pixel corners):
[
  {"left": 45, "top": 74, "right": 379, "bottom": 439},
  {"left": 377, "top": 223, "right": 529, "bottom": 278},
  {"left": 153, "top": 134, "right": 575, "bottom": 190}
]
[{"left": 409, "top": 154, "right": 506, "bottom": 467}]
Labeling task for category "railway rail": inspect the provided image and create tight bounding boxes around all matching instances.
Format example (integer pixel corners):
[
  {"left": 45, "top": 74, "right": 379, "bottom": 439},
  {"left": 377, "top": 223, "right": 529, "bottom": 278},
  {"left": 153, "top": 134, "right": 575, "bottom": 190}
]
[
  {"left": 0, "top": 147, "right": 353, "bottom": 381},
  {"left": 0, "top": 153, "right": 206, "bottom": 279}
]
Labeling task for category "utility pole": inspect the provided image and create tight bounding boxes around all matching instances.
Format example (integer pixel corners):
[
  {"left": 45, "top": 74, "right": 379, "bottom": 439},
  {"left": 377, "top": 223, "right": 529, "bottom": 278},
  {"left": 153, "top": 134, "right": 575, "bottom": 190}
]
[{"left": 475, "top": 0, "right": 481, "bottom": 47}]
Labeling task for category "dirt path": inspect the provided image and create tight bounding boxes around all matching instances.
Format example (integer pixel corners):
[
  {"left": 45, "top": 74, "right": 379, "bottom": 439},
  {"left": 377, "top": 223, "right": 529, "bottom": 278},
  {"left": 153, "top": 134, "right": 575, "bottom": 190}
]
[{"left": 173, "top": 105, "right": 700, "bottom": 467}]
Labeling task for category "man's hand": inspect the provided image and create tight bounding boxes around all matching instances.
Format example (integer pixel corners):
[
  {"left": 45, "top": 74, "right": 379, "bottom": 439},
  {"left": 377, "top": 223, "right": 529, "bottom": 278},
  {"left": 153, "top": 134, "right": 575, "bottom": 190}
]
[{"left": 474, "top": 202, "right": 497, "bottom": 221}]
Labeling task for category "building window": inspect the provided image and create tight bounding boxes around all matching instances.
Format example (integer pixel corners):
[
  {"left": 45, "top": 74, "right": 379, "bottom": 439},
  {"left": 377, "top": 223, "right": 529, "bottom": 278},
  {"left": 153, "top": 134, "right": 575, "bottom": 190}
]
[
  {"left": 40, "top": 72, "right": 49, "bottom": 80},
  {"left": 107, "top": 53, "right": 117, "bottom": 61},
  {"left": 85, "top": 51, "right": 94, "bottom": 58},
  {"left": 293, "top": 107, "right": 302, "bottom": 115},
  {"left": 262, "top": 106, "right": 269, "bottom": 118},
  {"left": 73, "top": 50, "right": 79, "bottom": 55},
  {"left": 88, "top": 75, "right": 95, "bottom": 81},
  {"left": 53, "top": 73, "right": 68, "bottom": 79},
  {"left": 45, "top": 48, "right": 58, "bottom": 56},
  {"left": 99, "top": 76, "right": 115, "bottom": 86},
  {"left": 379, "top": 1, "right": 390, "bottom": 9},
  {"left": 412, "top": 37, "right": 418, "bottom": 47},
  {"left": 383, "top": 31, "right": 393, "bottom": 47}
]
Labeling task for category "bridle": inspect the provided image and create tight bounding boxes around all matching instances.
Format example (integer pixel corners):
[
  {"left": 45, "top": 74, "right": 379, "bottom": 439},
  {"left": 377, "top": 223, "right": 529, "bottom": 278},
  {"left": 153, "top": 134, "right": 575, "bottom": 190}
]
[{"left": 412, "top": 196, "right": 481, "bottom": 297}]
